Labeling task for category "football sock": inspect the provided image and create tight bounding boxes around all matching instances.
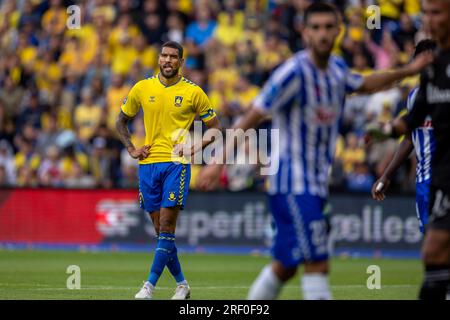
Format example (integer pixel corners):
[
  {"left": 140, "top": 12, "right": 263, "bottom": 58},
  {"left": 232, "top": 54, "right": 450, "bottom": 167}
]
[
  {"left": 166, "top": 244, "right": 187, "bottom": 285},
  {"left": 301, "top": 273, "right": 332, "bottom": 300},
  {"left": 419, "top": 264, "right": 450, "bottom": 300},
  {"left": 247, "top": 264, "right": 282, "bottom": 300},
  {"left": 148, "top": 232, "right": 175, "bottom": 286}
]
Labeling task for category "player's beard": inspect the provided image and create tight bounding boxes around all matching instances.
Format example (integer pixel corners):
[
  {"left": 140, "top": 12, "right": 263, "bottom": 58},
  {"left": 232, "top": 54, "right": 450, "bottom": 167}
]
[
  {"left": 160, "top": 66, "right": 179, "bottom": 79},
  {"left": 314, "top": 40, "right": 333, "bottom": 59}
]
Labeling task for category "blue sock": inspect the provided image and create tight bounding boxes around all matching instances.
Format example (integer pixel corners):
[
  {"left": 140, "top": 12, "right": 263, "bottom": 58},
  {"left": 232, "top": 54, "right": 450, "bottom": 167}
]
[
  {"left": 166, "top": 245, "right": 186, "bottom": 284},
  {"left": 148, "top": 232, "right": 175, "bottom": 286}
]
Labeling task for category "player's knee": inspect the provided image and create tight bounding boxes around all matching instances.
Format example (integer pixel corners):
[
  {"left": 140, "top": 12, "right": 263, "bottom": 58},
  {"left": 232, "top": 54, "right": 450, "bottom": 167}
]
[
  {"left": 304, "top": 260, "right": 329, "bottom": 274},
  {"left": 422, "top": 231, "right": 450, "bottom": 264},
  {"left": 422, "top": 245, "right": 450, "bottom": 265},
  {"left": 272, "top": 261, "right": 297, "bottom": 282},
  {"left": 159, "top": 219, "right": 176, "bottom": 233}
]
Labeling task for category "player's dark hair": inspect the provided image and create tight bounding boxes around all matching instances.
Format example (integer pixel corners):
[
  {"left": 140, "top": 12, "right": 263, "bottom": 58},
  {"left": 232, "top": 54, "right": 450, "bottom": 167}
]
[
  {"left": 413, "top": 39, "right": 437, "bottom": 58},
  {"left": 161, "top": 41, "right": 184, "bottom": 58},
  {"left": 304, "top": 2, "right": 338, "bottom": 24}
]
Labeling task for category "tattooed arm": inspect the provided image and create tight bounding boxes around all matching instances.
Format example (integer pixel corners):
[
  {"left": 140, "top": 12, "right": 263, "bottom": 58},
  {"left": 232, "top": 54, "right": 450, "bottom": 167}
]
[{"left": 116, "top": 111, "right": 150, "bottom": 160}]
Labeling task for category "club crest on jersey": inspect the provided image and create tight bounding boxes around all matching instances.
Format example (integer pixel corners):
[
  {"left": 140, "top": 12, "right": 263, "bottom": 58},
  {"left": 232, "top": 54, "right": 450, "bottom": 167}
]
[
  {"left": 168, "top": 192, "right": 176, "bottom": 201},
  {"left": 174, "top": 96, "right": 183, "bottom": 107}
]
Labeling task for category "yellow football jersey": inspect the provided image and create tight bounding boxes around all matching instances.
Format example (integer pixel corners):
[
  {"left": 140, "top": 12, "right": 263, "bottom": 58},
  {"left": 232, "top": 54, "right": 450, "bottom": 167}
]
[{"left": 121, "top": 75, "right": 216, "bottom": 164}]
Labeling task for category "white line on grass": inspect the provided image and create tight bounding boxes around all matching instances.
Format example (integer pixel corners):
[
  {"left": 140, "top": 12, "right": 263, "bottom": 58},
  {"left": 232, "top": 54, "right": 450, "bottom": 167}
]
[{"left": 7, "top": 284, "right": 417, "bottom": 291}]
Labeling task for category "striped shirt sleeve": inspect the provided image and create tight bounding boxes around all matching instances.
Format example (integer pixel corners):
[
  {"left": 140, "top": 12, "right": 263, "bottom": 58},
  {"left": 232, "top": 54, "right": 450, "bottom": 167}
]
[
  {"left": 333, "top": 56, "right": 364, "bottom": 94},
  {"left": 253, "top": 58, "right": 300, "bottom": 113}
]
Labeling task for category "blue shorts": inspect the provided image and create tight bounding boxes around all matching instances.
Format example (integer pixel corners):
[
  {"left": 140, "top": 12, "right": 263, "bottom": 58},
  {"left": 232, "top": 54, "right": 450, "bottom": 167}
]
[
  {"left": 269, "top": 193, "right": 329, "bottom": 268},
  {"left": 138, "top": 162, "right": 190, "bottom": 213},
  {"left": 416, "top": 180, "right": 431, "bottom": 234}
]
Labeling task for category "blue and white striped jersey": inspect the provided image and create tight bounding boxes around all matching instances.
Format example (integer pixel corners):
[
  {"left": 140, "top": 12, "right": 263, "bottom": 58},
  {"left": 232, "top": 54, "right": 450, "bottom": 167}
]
[
  {"left": 407, "top": 87, "right": 435, "bottom": 184},
  {"left": 254, "top": 50, "right": 364, "bottom": 197}
]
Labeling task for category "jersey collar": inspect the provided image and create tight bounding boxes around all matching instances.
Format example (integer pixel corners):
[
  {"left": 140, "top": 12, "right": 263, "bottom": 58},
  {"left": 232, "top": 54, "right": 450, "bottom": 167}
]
[{"left": 157, "top": 73, "right": 183, "bottom": 88}]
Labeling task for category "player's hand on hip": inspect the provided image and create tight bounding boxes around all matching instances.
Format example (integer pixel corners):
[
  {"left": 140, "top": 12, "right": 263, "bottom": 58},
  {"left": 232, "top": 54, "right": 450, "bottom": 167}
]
[
  {"left": 407, "top": 50, "right": 434, "bottom": 75},
  {"left": 196, "top": 164, "right": 222, "bottom": 191},
  {"left": 371, "top": 177, "right": 390, "bottom": 201},
  {"left": 128, "top": 145, "right": 151, "bottom": 160},
  {"left": 173, "top": 143, "right": 188, "bottom": 157}
]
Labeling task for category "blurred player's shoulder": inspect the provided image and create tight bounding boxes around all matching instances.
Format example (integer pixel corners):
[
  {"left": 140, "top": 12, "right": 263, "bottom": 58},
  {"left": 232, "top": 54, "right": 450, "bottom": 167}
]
[{"left": 329, "top": 54, "right": 349, "bottom": 69}]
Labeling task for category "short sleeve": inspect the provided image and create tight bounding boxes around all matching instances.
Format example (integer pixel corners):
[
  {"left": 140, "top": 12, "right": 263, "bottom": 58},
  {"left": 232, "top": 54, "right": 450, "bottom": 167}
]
[
  {"left": 406, "top": 87, "right": 419, "bottom": 112},
  {"left": 193, "top": 87, "right": 216, "bottom": 123},
  {"left": 333, "top": 56, "right": 364, "bottom": 94},
  {"left": 253, "top": 58, "right": 299, "bottom": 113},
  {"left": 345, "top": 71, "right": 364, "bottom": 94},
  {"left": 121, "top": 82, "right": 142, "bottom": 117},
  {"left": 405, "top": 72, "right": 430, "bottom": 131}
]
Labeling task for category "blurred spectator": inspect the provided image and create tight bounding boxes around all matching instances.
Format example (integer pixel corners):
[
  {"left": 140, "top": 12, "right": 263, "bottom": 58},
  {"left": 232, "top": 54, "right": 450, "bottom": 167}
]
[
  {"left": 163, "top": 12, "right": 185, "bottom": 44},
  {"left": 60, "top": 144, "right": 89, "bottom": 180},
  {"left": 133, "top": 34, "right": 158, "bottom": 75},
  {"left": 17, "top": 92, "right": 43, "bottom": 131},
  {"left": 36, "top": 113, "right": 61, "bottom": 155},
  {"left": 185, "top": 5, "right": 217, "bottom": 69},
  {"left": 213, "top": 1, "right": 244, "bottom": 48},
  {"left": 229, "top": 75, "right": 260, "bottom": 114},
  {"left": 256, "top": 32, "right": 291, "bottom": 78},
  {"left": 393, "top": 13, "right": 418, "bottom": 51},
  {"left": 41, "top": 0, "right": 67, "bottom": 36},
  {"left": 346, "top": 162, "right": 375, "bottom": 192},
  {"left": 339, "top": 133, "right": 366, "bottom": 175},
  {"left": 365, "top": 87, "right": 402, "bottom": 123},
  {"left": 364, "top": 30, "right": 400, "bottom": 70},
  {"left": 0, "top": 139, "right": 16, "bottom": 186},
  {"left": 0, "top": 100, "right": 15, "bottom": 144},
  {"left": 74, "top": 88, "right": 102, "bottom": 143},
  {"left": 140, "top": 7, "right": 166, "bottom": 45},
  {"left": 38, "top": 145, "right": 63, "bottom": 187},
  {"left": 14, "top": 138, "right": 40, "bottom": 186},
  {"left": 91, "top": 124, "right": 123, "bottom": 186},
  {"left": 0, "top": 75, "right": 24, "bottom": 121},
  {"left": 89, "top": 136, "right": 113, "bottom": 188},
  {"left": 366, "top": 138, "right": 397, "bottom": 180},
  {"left": 235, "top": 39, "right": 258, "bottom": 83},
  {"left": 106, "top": 73, "right": 130, "bottom": 131}
]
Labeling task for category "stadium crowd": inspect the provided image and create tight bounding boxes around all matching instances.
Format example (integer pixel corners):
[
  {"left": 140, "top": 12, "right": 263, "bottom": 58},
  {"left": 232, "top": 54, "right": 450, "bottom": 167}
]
[{"left": 0, "top": 0, "right": 424, "bottom": 192}]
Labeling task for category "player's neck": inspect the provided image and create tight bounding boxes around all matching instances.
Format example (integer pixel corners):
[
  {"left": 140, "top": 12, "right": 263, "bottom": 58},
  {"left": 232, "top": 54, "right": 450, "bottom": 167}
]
[
  {"left": 439, "top": 35, "right": 450, "bottom": 51},
  {"left": 158, "top": 73, "right": 182, "bottom": 87},
  {"left": 308, "top": 49, "right": 329, "bottom": 70}
]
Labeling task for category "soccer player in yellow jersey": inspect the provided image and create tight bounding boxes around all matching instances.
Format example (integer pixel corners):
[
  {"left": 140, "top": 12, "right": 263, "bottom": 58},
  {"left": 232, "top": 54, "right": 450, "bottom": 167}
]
[{"left": 116, "top": 41, "right": 221, "bottom": 300}]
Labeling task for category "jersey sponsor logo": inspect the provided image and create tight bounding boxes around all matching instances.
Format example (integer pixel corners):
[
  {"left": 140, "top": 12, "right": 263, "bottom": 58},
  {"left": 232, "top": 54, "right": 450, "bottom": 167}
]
[
  {"left": 174, "top": 96, "right": 183, "bottom": 107},
  {"left": 305, "top": 105, "right": 338, "bottom": 126},
  {"left": 149, "top": 96, "right": 156, "bottom": 103},
  {"left": 427, "top": 66, "right": 434, "bottom": 79},
  {"left": 427, "top": 84, "right": 450, "bottom": 103}
]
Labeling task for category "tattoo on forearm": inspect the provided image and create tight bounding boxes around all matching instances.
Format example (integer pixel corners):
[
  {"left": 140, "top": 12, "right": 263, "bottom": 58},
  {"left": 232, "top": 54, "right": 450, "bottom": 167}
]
[{"left": 116, "top": 112, "right": 134, "bottom": 149}]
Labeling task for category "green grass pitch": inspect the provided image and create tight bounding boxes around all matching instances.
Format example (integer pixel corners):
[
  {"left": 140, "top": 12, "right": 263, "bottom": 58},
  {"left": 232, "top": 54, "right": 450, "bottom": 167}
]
[{"left": 0, "top": 249, "right": 423, "bottom": 300}]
